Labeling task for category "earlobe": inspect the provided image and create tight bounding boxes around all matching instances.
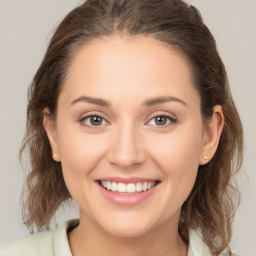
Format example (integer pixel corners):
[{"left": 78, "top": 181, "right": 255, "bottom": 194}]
[
  {"left": 43, "top": 108, "right": 60, "bottom": 162},
  {"left": 199, "top": 105, "right": 224, "bottom": 165}
]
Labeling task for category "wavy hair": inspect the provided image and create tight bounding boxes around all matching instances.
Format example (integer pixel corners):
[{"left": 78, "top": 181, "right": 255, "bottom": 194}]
[{"left": 20, "top": 0, "right": 243, "bottom": 255}]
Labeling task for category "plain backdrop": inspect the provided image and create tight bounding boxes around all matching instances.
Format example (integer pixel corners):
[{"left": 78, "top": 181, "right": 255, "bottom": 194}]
[{"left": 0, "top": 0, "right": 255, "bottom": 255}]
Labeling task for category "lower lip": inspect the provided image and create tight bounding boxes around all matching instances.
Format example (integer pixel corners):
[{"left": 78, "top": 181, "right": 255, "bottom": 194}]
[{"left": 97, "top": 182, "right": 159, "bottom": 206}]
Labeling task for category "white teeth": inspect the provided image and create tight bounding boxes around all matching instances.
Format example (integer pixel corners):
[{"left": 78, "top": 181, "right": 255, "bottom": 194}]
[
  {"left": 117, "top": 183, "right": 126, "bottom": 192},
  {"left": 148, "top": 182, "right": 155, "bottom": 190},
  {"left": 107, "top": 181, "right": 112, "bottom": 190},
  {"left": 111, "top": 182, "right": 118, "bottom": 192},
  {"left": 100, "top": 181, "right": 157, "bottom": 193},
  {"left": 142, "top": 182, "right": 148, "bottom": 191},
  {"left": 126, "top": 183, "right": 135, "bottom": 193},
  {"left": 135, "top": 183, "right": 143, "bottom": 192}
]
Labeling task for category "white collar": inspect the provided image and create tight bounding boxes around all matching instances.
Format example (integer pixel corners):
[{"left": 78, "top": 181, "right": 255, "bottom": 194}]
[
  {"left": 188, "top": 229, "right": 212, "bottom": 256},
  {"left": 60, "top": 219, "right": 213, "bottom": 256}
]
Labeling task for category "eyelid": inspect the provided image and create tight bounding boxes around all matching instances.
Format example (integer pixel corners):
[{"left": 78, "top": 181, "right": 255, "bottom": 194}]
[
  {"left": 147, "top": 111, "right": 177, "bottom": 121},
  {"left": 79, "top": 110, "right": 108, "bottom": 120},
  {"left": 146, "top": 111, "right": 177, "bottom": 128},
  {"left": 78, "top": 111, "right": 177, "bottom": 129},
  {"left": 78, "top": 111, "right": 109, "bottom": 129}
]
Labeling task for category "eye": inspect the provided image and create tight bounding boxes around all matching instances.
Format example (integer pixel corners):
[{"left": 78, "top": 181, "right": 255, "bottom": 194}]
[
  {"left": 148, "top": 115, "right": 177, "bottom": 127},
  {"left": 80, "top": 115, "right": 107, "bottom": 127}
]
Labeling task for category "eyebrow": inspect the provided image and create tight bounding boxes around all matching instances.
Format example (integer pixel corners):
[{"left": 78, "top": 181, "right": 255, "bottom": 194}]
[
  {"left": 70, "top": 95, "right": 187, "bottom": 107},
  {"left": 71, "top": 96, "right": 112, "bottom": 107},
  {"left": 143, "top": 96, "right": 187, "bottom": 107}
]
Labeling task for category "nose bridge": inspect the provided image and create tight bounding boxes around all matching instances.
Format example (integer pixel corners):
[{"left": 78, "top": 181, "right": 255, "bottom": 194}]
[{"left": 108, "top": 118, "right": 145, "bottom": 168}]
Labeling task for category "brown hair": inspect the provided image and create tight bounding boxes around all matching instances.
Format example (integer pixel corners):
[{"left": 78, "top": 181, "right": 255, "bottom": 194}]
[{"left": 20, "top": 0, "right": 243, "bottom": 255}]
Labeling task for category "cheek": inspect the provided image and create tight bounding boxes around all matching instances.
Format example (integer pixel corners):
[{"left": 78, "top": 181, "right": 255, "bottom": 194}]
[
  {"left": 56, "top": 123, "right": 109, "bottom": 197},
  {"left": 57, "top": 124, "right": 107, "bottom": 172},
  {"left": 147, "top": 122, "right": 203, "bottom": 203},
  {"left": 149, "top": 124, "right": 203, "bottom": 172}
]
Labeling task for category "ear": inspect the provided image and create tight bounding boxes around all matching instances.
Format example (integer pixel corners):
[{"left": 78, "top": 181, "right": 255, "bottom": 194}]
[
  {"left": 43, "top": 108, "right": 61, "bottom": 162},
  {"left": 199, "top": 105, "right": 224, "bottom": 165}
]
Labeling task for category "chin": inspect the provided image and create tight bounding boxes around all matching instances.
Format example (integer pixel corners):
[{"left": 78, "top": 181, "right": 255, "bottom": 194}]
[
  {"left": 104, "top": 223, "right": 152, "bottom": 238},
  {"left": 96, "top": 213, "right": 158, "bottom": 238}
]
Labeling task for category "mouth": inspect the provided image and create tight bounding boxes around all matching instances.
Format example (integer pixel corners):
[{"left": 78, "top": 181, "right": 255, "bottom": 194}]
[{"left": 97, "top": 180, "right": 161, "bottom": 194}]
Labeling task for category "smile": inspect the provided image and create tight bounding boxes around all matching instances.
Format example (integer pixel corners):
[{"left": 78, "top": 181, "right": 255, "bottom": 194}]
[
  {"left": 96, "top": 179, "right": 160, "bottom": 206},
  {"left": 99, "top": 181, "right": 158, "bottom": 194}
]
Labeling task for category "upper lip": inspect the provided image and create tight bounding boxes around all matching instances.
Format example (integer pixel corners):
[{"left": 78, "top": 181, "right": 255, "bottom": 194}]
[{"left": 97, "top": 177, "right": 160, "bottom": 184}]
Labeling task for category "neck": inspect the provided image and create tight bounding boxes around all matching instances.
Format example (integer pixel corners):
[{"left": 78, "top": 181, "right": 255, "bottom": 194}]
[{"left": 68, "top": 212, "right": 188, "bottom": 256}]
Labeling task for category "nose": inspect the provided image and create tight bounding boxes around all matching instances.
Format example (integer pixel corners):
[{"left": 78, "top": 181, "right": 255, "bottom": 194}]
[{"left": 107, "top": 122, "right": 146, "bottom": 169}]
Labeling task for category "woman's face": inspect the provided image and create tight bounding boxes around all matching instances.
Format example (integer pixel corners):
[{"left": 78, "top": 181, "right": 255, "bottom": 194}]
[{"left": 48, "top": 36, "right": 208, "bottom": 237}]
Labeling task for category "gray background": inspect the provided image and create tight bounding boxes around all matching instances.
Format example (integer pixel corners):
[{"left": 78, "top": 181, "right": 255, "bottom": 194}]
[{"left": 0, "top": 0, "right": 255, "bottom": 255}]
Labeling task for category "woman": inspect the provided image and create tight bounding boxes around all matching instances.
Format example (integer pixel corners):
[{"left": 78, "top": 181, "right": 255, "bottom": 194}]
[{"left": 0, "top": 0, "right": 243, "bottom": 255}]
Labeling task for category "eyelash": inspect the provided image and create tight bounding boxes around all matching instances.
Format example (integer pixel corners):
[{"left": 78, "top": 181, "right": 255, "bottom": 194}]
[{"left": 78, "top": 113, "right": 177, "bottom": 129}]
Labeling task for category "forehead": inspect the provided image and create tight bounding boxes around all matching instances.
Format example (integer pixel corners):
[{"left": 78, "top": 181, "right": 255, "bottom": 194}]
[{"left": 60, "top": 35, "right": 200, "bottom": 108}]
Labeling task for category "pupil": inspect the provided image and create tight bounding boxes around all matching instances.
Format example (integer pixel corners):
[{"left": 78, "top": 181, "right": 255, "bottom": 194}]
[
  {"left": 91, "top": 116, "right": 102, "bottom": 126},
  {"left": 156, "top": 116, "right": 167, "bottom": 125}
]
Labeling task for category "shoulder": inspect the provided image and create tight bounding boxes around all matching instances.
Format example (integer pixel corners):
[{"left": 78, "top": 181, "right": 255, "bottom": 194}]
[
  {"left": 0, "top": 229, "right": 54, "bottom": 256},
  {"left": 0, "top": 219, "right": 79, "bottom": 256},
  {"left": 219, "top": 253, "right": 240, "bottom": 256},
  {"left": 188, "top": 229, "right": 212, "bottom": 256},
  {"left": 188, "top": 229, "right": 240, "bottom": 256}
]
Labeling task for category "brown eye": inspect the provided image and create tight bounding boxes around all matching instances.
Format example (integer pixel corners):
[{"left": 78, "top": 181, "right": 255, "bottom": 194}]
[
  {"left": 148, "top": 115, "right": 177, "bottom": 127},
  {"left": 81, "top": 115, "right": 106, "bottom": 127},
  {"left": 155, "top": 116, "right": 169, "bottom": 125}
]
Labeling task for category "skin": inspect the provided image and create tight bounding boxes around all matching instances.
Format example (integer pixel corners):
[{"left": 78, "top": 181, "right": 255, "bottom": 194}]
[{"left": 44, "top": 35, "right": 224, "bottom": 256}]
